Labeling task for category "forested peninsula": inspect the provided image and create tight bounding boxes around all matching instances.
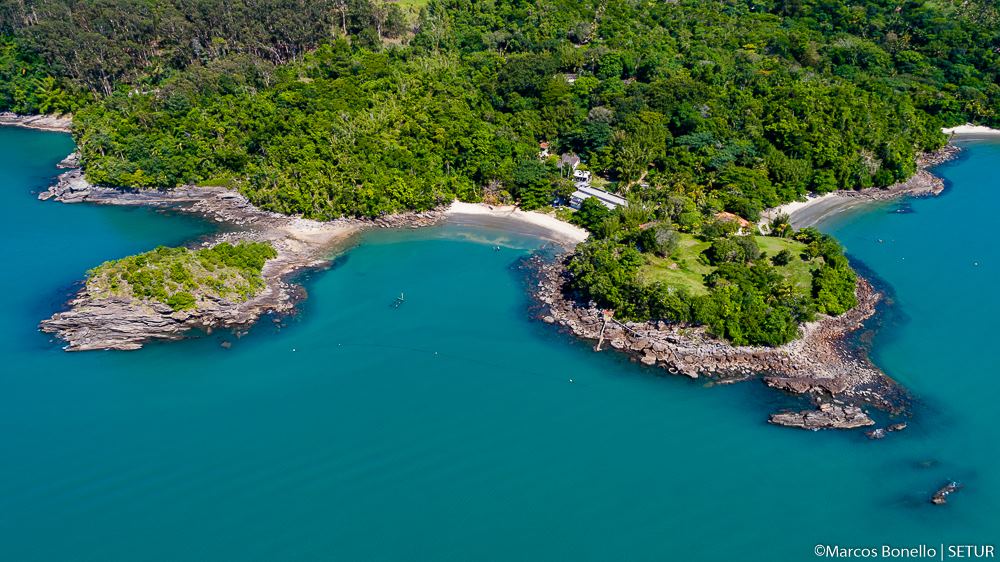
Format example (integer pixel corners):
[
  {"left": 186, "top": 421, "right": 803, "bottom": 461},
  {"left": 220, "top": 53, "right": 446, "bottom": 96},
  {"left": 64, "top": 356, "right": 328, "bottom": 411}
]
[{"left": 5, "top": 0, "right": 998, "bottom": 428}]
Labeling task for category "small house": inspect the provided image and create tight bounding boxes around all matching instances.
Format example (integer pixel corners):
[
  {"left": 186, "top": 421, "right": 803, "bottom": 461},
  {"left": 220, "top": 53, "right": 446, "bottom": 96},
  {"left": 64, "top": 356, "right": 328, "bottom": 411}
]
[
  {"left": 573, "top": 169, "right": 592, "bottom": 184},
  {"left": 559, "top": 153, "right": 581, "bottom": 171},
  {"left": 538, "top": 141, "right": 550, "bottom": 158},
  {"left": 714, "top": 211, "right": 752, "bottom": 235}
]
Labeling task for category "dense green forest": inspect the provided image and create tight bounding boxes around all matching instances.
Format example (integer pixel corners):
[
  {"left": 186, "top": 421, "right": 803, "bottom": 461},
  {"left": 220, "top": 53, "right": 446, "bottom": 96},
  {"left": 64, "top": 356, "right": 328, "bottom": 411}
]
[
  {"left": 3, "top": 0, "right": 998, "bottom": 343},
  {"left": 2, "top": 0, "right": 997, "bottom": 218}
]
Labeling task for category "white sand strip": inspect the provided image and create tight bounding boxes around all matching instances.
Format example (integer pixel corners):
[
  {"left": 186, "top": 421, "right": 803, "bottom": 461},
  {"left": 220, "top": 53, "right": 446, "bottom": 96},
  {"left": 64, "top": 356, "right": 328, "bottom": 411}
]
[
  {"left": 942, "top": 124, "right": 1000, "bottom": 137},
  {"left": 445, "top": 201, "right": 588, "bottom": 246}
]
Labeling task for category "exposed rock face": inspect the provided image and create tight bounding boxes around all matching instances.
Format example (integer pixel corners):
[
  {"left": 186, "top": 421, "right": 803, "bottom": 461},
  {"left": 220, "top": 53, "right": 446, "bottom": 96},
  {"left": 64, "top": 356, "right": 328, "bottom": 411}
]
[
  {"left": 40, "top": 281, "right": 297, "bottom": 351},
  {"left": 38, "top": 166, "right": 445, "bottom": 351},
  {"left": 38, "top": 169, "right": 443, "bottom": 229},
  {"left": 0, "top": 112, "right": 73, "bottom": 132},
  {"left": 768, "top": 404, "right": 875, "bottom": 430},
  {"left": 57, "top": 151, "right": 80, "bottom": 168},
  {"left": 527, "top": 255, "right": 909, "bottom": 430}
]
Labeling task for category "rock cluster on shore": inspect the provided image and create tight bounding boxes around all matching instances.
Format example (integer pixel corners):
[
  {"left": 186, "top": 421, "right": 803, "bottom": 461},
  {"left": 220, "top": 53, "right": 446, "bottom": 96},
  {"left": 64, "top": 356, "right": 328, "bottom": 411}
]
[
  {"left": 529, "top": 255, "right": 910, "bottom": 430},
  {"left": 38, "top": 165, "right": 445, "bottom": 351},
  {"left": 842, "top": 145, "right": 962, "bottom": 201}
]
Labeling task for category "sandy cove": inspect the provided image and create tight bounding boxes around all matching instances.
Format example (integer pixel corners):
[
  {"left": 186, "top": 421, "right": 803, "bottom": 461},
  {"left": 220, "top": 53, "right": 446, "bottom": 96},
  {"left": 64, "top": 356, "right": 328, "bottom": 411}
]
[
  {"left": 37, "top": 168, "right": 588, "bottom": 351},
  {"left": 528, "top": 255, "right": 907, "bottom": 430},
  {"left": 445, "top": 202, "right": 588, "bottom": 247},
  {"left": 763, "top": 125, "right": 1000, "bottom": 229},
  {"left": 762, "top": 145, "right": 963, "bottom": 229},
  {"left": 942, "top": 123, "right": 1000, "bottom": 139}
]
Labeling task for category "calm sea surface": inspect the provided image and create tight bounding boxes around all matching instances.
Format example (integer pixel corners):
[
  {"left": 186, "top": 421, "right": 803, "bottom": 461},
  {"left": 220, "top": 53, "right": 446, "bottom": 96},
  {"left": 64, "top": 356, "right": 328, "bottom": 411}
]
[{"left": 0, "top": 128, "right": 996, "bottom": 561}]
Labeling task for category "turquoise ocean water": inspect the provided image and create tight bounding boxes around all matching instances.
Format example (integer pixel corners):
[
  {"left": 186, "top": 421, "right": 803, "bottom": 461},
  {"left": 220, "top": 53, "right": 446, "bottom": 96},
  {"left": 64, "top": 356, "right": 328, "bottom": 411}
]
[{"left": 0, "top": 127, "right": 996, "bottom": 561}]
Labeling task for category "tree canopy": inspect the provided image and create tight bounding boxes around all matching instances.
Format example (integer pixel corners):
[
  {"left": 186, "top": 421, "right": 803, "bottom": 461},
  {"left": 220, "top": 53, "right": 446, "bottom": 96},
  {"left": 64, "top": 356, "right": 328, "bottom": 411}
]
[{"left": 3, "top": 0, "right": 996, "bottom": 218}]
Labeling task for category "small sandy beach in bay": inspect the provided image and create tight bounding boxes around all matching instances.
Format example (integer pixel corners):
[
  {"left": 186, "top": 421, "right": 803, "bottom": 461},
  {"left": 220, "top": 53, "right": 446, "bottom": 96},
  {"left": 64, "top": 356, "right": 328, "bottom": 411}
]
[
  {"left": 761, "top": 193, "right": 878, "bottom": 229},
  {"left": 445, "top": 201, "right": 589, "bottom": 247},
  {"left": 760, "top": 131, "right": 995, "bottom": 229}
]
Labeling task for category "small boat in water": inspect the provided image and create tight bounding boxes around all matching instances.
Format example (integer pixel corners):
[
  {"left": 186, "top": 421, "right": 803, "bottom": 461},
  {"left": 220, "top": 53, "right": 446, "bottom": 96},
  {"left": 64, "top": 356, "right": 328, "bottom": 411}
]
[{"left": 391, "top": 292, "right": 405, "bottom": 309}]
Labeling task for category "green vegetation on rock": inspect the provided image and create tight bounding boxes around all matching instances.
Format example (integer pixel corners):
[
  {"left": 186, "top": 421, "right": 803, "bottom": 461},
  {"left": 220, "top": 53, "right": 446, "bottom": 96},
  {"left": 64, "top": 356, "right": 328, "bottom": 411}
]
[{"left": 85, "top": 242, "right": 277, "bottom": 311}]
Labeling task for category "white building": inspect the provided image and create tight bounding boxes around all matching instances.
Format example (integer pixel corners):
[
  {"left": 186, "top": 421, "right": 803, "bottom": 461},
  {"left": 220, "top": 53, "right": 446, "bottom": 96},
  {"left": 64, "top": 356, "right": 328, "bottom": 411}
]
[{"left": 570, "top": 185, "right": 628, "bottom": 210}]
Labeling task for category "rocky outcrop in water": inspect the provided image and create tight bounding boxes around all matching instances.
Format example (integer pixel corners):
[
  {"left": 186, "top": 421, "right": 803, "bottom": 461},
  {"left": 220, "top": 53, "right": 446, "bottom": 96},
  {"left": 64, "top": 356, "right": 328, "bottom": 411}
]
[
  {"left": 57, "top": 152, "right": 80, "bottom": 168},
  {"left": 529, "top": 255, "right": 908, "bottom": 430},
  {"left": 845, "top": 146, "right": 961, "bottom": 200},
  {"left": 40, "top": 276, "right": 299, "bottom": 351},
  {"left": 768, "top": 404, "right": 875, "bottom": 430},
  {"left": 931, "top": 482, "right": 962, "bottom": 505},
  {"left": 38, "top": 165, "right": 444, "bottom": 351}
]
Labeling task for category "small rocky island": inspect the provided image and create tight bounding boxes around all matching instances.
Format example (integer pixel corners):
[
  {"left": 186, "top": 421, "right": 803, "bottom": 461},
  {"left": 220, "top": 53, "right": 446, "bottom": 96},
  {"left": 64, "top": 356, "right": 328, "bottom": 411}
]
[
  {"left": 38, "top": 166, "right": 443, "bottom": 351},
  {"left": 42, "top": 241, "right": 281, "bottom": 351}
]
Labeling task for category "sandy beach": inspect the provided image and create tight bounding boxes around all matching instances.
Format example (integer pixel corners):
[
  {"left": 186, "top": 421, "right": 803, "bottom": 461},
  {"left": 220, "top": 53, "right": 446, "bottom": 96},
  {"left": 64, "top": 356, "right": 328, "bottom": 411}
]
[
  {"left": 761, "top": 143, "right": 966, "bottom": 229},
  {"left": 761, "top": 193, "right": 878, "bottom": 229},
  {"left": 445, "top": 201, "right": 589, "bottom": 247},
  {"left": 942, "top": 123, "right": 1000, "bottom": 139}
]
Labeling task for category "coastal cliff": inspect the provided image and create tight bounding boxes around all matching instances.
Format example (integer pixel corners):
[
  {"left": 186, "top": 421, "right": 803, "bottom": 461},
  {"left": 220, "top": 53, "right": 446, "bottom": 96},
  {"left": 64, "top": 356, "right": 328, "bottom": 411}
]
[{"left": 527, "top": 255, "right": 907, "bottom": 429}]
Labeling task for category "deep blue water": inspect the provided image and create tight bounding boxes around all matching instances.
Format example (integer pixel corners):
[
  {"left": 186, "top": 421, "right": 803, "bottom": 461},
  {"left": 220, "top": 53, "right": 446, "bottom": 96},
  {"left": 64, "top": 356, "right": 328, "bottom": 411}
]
[{"left": 1, "top": 128, "right": 997, "bottom": 561}]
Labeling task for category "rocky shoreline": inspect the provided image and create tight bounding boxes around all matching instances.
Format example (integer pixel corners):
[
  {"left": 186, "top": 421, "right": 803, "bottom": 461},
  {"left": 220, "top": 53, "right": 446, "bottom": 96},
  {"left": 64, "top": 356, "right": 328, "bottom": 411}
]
[
  {"left": 527, "top": 255, "right": 909, "bottom": 430},
  {"left": 0, "top": 112, "right": 73, "bottom": 133},
  {"left": 840, "top": 145, "right": 962, "bottom": 201},
  {"left": 38, "top": 167, "right": 444, "bottom": 351}
]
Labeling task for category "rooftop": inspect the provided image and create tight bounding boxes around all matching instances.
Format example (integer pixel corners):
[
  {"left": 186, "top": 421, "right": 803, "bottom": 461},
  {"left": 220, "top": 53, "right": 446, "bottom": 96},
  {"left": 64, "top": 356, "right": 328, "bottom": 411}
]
[
  {"left": 572, "top": 185, "right": 628, "bottom": 209},
  {"left": 715, "top": 211, "right": 751, "bottom": 228}
]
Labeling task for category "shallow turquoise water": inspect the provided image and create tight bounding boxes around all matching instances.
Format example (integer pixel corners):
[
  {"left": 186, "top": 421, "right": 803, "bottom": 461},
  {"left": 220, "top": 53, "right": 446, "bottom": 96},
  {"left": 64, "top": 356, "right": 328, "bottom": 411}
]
[{"left": 0, "top": 128, "right": 996, "bottom": 561}]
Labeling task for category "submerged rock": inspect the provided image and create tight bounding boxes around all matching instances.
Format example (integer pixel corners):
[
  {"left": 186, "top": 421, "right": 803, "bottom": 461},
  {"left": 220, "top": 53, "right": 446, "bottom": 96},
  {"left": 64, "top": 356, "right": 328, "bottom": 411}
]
[
  {"left": 931, "top": 481, "right": 962, "bottom": 505},
  {"left": 866, "top": 428, "right": 887, "bottom": 440}
]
